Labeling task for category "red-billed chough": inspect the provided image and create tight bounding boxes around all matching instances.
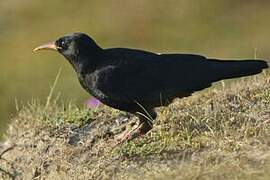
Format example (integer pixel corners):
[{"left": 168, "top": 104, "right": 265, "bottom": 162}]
[{"left": 34, "top": 33, "right": 268, "bottom": 144}]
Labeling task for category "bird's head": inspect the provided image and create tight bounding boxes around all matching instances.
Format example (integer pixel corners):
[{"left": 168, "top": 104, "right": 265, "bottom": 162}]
[{"left": 34, "top": 33, "right": 102, "bottom": 63}]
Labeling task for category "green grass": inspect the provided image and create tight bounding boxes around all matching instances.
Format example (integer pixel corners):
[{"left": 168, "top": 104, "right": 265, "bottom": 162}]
[{"left": 0, "top": 74, "right": 270, "bottom": 179}]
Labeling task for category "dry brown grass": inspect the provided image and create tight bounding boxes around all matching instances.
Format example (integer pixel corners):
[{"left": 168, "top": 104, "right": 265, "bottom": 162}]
[{"left": 0, "top": 73, "right": 270, "bottom": 179}]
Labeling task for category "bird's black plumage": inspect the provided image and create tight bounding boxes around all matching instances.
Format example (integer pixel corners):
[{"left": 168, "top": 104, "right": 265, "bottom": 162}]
[{"left": 34, "top": 32, "right": 268, "bottom": 143}]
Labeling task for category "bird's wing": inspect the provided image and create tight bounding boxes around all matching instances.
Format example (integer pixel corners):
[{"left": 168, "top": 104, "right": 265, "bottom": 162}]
[{"left": 100, "top": 48, "right": 218, "bottom": 107}]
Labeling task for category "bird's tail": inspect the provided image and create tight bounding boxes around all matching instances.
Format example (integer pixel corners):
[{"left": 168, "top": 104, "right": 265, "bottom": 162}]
[{"left": 210, "top": 59, "right": 268, "bottom": 81}]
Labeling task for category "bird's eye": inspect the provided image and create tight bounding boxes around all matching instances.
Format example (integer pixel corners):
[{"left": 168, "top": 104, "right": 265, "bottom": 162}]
[
  {"left": 61, "top": 41, "right": 66, "bottom": 47},
  {"left": 59, "top": 40, "right": 69, "bottom": 50}
]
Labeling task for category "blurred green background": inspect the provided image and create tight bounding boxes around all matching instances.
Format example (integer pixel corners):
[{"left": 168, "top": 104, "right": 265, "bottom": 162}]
[{"left": 0, "top": 0, "right": 270, "bottom": 134}]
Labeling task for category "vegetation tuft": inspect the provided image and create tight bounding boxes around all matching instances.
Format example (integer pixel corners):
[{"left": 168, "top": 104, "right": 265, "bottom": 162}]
[{"left": 1, "top": 74, "right": 270, "bottom": 179}]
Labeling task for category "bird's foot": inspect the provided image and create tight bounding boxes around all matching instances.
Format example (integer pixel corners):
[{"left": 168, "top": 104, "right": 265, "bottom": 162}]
[
  {"left": 115, "top": 123, "right": 138, "bottom": 143},
  {"left": 114, "top": 121, "right": 136, "bottom": 140},
  {"left": 115, "top": 120, "right": 152, "bottom": 145}
]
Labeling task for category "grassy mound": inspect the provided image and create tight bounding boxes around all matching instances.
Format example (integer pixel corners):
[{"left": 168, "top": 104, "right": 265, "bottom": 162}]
[{"left": 1, "top": 74, "right": 270, "bottom": 179}]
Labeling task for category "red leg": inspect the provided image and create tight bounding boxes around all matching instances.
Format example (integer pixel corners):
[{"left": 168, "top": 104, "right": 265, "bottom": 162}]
[
  {"left": 116, "top": 120, "right": 152, "bottom": 144},
  {"left": 115, "top": 122, "right": 139, "bottom": 142},
  {"left": 115, "top": 109, "right": 157, "bottom": 145}
]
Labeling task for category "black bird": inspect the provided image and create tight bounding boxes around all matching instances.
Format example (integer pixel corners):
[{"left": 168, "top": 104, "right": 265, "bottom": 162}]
[{"left": 34, "top": 33, "right": 268, "bottom": 143}]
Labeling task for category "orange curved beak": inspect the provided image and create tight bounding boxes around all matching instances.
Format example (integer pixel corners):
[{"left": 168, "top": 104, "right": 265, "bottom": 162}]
[{"left": 33, "top": 42, "right": 61, "bottom": 52}]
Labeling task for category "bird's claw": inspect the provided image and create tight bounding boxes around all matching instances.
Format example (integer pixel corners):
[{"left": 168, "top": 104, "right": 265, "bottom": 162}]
[{"left": 114, "top": 120, "right": 152, "bottom": 145}]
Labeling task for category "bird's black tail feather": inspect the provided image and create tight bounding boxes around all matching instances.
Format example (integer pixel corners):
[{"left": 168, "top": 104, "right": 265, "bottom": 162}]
[{"left": 210, "top": 59, "right": 268, "bottom": 81}]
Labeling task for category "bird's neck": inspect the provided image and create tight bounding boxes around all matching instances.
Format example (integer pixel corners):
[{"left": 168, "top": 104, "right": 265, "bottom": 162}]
[{"left": 67, "top": 51, "right": 104, "bottom": 75}]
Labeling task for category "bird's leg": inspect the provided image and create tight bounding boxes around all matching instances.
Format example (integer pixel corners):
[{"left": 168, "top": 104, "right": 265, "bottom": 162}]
[
  {"left": 114, "top": 121, "right": 137, "bottom": 141},
  {"left": 116, "top": 119, "right": 152, "bottom": 144},
  {"left": 124, "top": 118, "right": 153, "bottom": 141},
  {"left": 116, "top": 109, "right": 157, "bottom": 144}
]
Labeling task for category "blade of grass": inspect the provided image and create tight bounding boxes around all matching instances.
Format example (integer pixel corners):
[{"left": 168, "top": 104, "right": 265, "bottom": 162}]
[{"left": 45, "top": 68, "right": 62, "bottom": 109}]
